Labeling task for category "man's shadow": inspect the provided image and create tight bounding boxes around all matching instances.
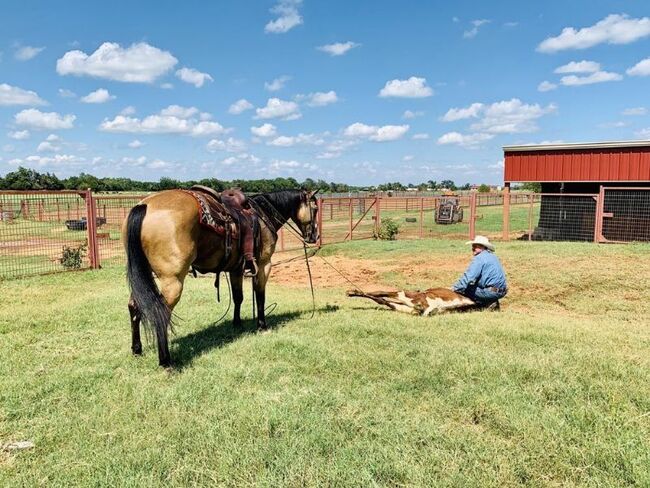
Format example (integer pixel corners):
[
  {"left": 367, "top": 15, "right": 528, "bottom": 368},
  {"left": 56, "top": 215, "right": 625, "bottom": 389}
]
[{"left": 170, "top": 305, "right": 339, "bottom": 371}]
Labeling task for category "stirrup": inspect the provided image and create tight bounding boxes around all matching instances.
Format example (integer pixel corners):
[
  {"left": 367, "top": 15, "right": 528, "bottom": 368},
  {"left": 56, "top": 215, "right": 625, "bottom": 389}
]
[{"left": 243, "top": 260, "right": 258, "bottom": 278}]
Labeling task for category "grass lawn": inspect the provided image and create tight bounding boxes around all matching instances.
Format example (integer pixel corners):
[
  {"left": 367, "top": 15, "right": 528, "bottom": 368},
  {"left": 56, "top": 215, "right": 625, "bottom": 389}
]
[{"left": 1, "top": 239, "right": 649, "bottom": 486}]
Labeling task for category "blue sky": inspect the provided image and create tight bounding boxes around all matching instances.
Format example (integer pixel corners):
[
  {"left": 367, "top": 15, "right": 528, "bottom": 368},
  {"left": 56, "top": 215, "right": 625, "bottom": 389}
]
[{"left": 1, "top": 0, "right": 649, "bottom": 186}]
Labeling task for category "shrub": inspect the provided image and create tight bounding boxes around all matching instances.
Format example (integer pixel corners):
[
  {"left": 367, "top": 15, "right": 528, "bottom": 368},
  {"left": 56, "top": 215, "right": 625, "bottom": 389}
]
[
  {"left": 60, "top": 242, "right": 87, "bottom": 269},
  {"left": 374, "top": 218, "right": 400, "bottom": 240}
]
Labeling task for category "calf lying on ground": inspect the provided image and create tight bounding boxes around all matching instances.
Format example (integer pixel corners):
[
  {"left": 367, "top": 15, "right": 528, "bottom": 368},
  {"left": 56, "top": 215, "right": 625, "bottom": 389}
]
[{"left": 347, "top": 287, "right": 491, "bottom": 315}]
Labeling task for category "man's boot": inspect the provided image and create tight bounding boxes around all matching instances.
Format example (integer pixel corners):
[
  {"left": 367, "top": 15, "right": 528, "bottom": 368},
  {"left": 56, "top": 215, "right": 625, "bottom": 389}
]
[{"left": 485, "top": 300, "right": 500, "bottom": 311}]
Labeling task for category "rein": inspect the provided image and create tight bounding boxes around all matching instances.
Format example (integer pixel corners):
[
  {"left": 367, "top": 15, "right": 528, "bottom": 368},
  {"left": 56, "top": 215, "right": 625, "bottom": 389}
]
[{"left": 249, "top": 193, "right": 317, "bottom": 318}]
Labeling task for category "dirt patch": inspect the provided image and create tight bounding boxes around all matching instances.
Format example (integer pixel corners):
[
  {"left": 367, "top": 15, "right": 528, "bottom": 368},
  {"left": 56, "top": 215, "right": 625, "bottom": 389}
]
[
  {"left": 270, "top": 253, "right": 467, "bottom": 292},
  {"left": 270, "top": 255, "right": 394, "bottom": 291}
]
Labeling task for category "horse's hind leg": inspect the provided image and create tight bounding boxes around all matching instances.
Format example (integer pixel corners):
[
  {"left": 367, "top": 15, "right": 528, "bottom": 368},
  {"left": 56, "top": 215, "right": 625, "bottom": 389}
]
[
  {"left": 230, "top": 272, "right": 243, "bottom": 328},
  {"left": 156, "top": 275, "right": 186, "bottom": 367},
  {"left": 128, "top": 296, "right": 142, "bottom": 355}
]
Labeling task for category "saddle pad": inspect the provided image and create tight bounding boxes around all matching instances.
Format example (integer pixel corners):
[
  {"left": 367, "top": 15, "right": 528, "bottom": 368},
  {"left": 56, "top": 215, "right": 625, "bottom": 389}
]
[{"left": 181, "top": 189, "right": 238, "bottom": 238}]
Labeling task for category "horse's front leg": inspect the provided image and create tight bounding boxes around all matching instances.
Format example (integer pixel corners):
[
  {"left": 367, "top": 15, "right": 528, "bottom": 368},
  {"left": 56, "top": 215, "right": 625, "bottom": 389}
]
[
  {"left": 254, "top": 261, "right": 272, "bottom": 330},
  {"left": 230, "top": 272, "right": 244, "bottom": 328}
]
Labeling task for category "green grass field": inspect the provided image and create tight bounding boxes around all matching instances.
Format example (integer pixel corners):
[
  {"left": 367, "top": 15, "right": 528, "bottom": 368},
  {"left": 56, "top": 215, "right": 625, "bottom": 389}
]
[{"left": 1, "top": 239, "right": 649, "bottom": 486}]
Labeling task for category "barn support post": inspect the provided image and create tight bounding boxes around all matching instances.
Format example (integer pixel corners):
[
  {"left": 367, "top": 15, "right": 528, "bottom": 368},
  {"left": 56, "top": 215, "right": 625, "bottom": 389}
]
[
  {"left": 502, "top": 184, "right": 511, "bottom": 241},
  {"left": 594, "top": 185, "right": 605, "bottom": 243},
  {"left": 317, "top": 198, "right": 323, "bottom": 248},
  {"left": 469, "top": 191, "right": 477, "bottom": 240},
  {"left": 84, "top": 189, "right": 101, "bottom": 269},
  {"left": 528, "top": 193, "right": 534, "bottom": 241}
]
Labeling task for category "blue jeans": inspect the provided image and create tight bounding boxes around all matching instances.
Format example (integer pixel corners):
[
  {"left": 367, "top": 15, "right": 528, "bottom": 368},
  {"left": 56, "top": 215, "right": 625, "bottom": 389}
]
[{"left": 462, "top": 284, "right": 506, "bottom": 306}]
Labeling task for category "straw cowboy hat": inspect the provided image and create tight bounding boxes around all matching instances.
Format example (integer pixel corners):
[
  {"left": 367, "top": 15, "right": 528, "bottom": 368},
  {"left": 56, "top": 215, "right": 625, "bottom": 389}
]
[{"left": 465, "top": 235, "right": 495, "bottom": 252}]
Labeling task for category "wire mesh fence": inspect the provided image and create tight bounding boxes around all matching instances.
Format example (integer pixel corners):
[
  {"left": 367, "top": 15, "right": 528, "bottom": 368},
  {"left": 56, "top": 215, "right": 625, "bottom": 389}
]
[
  {"left": 0, "top": 191, "right": 91, "bottom": 279},
  {"left": 93, "top": 195, "right": 147, "bottom": 265},
  {"left": 600, "top": 188, "right": 650, "bottom": 242},
  {"left": 3, "top": 189, "right": 649, "bottom": 280}
]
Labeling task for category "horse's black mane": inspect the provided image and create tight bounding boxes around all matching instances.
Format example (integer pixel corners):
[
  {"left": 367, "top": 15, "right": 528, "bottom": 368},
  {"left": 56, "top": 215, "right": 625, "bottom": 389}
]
[{"left": 249, "top": 189, "right": 304, "bottom": 228}]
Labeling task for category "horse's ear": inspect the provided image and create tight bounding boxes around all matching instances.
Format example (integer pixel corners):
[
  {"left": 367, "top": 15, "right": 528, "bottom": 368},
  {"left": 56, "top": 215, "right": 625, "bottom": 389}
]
[{"left": 310, "top": 189, "right": 320, "bottom": 199}]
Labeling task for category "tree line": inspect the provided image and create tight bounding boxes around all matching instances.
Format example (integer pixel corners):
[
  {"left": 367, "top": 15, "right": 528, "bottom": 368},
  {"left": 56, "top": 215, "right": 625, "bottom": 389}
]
[{"left": 0, "top": 166, "right": 483, "bottom": 193}]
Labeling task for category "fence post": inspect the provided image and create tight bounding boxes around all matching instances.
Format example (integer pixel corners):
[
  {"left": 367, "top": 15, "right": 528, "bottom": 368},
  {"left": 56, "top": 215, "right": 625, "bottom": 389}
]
[
  {"left": 469, "top": 191, "right": 477, "bottom": 240},
  {"left": 348, "top": 198, "right": 353, "bottom": 241},
  {"left": 419, "top": 197, "right": 424, "bottom": 238},
  {"left": 374, "top": 197, "right": 380, "bottom": 233},
  {"left": 85, "top": 189, "right": 101, "bottom": 269},
  {"left": 317, "top": 198, "right": 323, "bottom": 248},
  {"left": 502, "top": 186, "right": 510, "bottom": 241},
  {"left": 594, "top": 186, "right": 605, "bottom": 243}
]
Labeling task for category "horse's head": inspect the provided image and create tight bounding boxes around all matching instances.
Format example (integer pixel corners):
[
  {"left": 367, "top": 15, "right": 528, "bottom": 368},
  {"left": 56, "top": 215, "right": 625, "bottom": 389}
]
[{"left": 293, "top": 189, "right": 320, "bottom": 244}]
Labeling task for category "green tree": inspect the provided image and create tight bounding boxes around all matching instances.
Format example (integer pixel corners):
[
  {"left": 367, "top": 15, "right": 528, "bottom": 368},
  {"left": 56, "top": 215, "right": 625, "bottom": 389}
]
[{"left": 478, "top": 184, "right": 490, "bottom": 193}]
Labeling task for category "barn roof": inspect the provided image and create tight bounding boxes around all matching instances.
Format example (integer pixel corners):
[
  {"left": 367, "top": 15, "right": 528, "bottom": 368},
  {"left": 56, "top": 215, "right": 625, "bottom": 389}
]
[
  {"left": 503, "top": 140, "right": 650, "bottom": 152},
  {"left": 503, "top": 140, "right": 650, "bottom": 183}
]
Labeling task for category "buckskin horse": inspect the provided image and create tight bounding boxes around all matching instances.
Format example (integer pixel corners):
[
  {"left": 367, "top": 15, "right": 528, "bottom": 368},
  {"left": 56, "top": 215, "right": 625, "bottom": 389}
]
[{"left": 123, "top": 188, "right": 319, "bottom": 367}]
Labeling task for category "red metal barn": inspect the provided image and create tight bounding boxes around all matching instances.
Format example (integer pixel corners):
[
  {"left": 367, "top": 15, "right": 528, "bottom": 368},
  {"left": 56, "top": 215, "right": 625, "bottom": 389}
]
[{"left": 503, "top": 141, "right": 650, "bottom": 242}]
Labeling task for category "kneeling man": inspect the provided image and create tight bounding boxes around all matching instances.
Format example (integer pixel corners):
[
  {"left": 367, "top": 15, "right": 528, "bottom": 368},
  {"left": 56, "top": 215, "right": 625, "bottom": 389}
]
[{"left": 452, "top": 235, "right": 507, "bottom": 309}]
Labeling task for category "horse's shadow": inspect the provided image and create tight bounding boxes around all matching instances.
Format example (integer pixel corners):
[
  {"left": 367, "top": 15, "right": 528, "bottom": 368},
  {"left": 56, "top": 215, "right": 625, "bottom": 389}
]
[{"left": 170, "top": 305, "right": 339, "bottom": 371}]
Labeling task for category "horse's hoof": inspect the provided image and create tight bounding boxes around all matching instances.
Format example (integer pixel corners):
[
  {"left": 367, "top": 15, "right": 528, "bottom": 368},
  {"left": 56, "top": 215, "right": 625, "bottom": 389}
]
[{"left": 132, "top": 347, "right": 143, "bottom": 356}]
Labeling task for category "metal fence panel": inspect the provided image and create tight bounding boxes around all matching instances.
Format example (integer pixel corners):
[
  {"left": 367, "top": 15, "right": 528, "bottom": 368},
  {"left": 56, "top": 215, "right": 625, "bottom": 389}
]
[
  {"left": 600, "top": 188, "right": 650, "bottom": 242},
  {"left": 0, "top": 191, "right": 91, "bottom": 279}
]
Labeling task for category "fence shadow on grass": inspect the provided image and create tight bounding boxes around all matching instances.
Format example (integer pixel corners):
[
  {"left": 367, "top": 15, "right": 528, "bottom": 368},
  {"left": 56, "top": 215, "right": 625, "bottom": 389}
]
[{"left": 170, "top": 305, "right": 339, "bottom": 371}]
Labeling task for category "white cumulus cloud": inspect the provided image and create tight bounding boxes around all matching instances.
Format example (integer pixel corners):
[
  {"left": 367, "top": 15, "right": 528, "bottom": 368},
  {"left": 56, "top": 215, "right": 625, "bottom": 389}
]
[
  {"left": 128, "top": 139, "right": 144, "bottom": 148},
  {"left": 403, "top": 110, "right": 424, "bottom": 119},
  {"left": 302, "top": 91, "right": 338, "bottom": 107},
  {"left": 379, "top": 76, "right": 433, "bottom": 98},
  {"left": 265, "top": 75, "right": 291, "bottom": 92},
  {"left": 268, "top": 133, "right": 325, "bottom": 147},
  {"left": 80, "top": 88, "right": 115, "bottom": 104},
  {"left": 412, "top": 133, "right": 430, "bottom": 140},
  {"left": 554, "top": 60, "right": 601, "bottom": 73},
  {"left": 255, "top": 98, "right": 301, "bottom": 120},
  {"left": 317, "top": 41, "right": 360, "bottom": 56},
  {"left": 0, "top": 83, "right": 46, "bottom": 106},
  {"left": 207, "top": 137, "right": 247, "bottom": 153},
  {"left": 537, "top": 81, "right": 558, "bottom": 92},
  {"left": 251, "top": 123, "right": 277, "bottom": 137},
  {"left": 441, "top": 103, "right": 484, "bottom": 122},
  {"left": 14, "top": 109, "right": 76, "bottom": 130},
  {"left": 627, "top": 57, "right": 650, "bottom": 76},
  {"left": 344, "top": 122, "right": 409, "bottom": 142},
  {"left": 469, "top": 99, "right": 557, "bottom": 134},
  {"left": 265, "top": 0, "right": 303, "bottom": 34},
  {"left": 58, "top": 88, "right": 76, "bottom": 98},
  {"left": 229, "top": 99, "right": 254, "bottom": 115},
  {"left": 175, "top": 67, "right": 213, "bottom": 87},
  {"left": 56, "top": 42, "right": 178, "bottom": 83},
  {"left": 8, "top": 130, "right": 30, "bottom": 140},
  {"left": 437, "top": 131, "right": 494, "bottom": 146},
  {"left": 560, "top": 71, "right": 622, "bottom": 86},
  {"left": 538, "top": 14, "right": 650, "bottom": 53},
  {"left": 100, "top": 105, "right": 226, "bottom": 137},
  {"left": 15, "top": 45, "right": 45, "bottom": 61}
]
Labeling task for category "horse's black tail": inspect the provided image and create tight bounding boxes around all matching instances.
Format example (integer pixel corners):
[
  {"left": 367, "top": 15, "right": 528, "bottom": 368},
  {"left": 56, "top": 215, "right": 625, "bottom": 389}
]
[{"left": 125, "top": 204, "right": 170, "bottom": 355}]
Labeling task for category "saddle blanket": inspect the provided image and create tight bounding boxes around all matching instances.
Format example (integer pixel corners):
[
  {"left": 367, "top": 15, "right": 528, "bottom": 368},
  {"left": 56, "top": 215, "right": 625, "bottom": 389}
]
[{"left": 181, "top": 189, "right": 239, "bottom": 238}]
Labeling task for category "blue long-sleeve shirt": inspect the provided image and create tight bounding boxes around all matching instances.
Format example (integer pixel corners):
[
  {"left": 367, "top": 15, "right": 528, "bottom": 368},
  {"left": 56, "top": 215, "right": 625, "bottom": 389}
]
[{"left": 452, "top": 251, "right": 507, "bottom": 292}]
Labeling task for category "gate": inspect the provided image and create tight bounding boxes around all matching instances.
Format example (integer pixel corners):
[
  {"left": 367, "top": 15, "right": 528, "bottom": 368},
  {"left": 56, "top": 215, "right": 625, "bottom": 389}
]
[{"left": 596, "top": 187, "right": 650, "bottom": 243}]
